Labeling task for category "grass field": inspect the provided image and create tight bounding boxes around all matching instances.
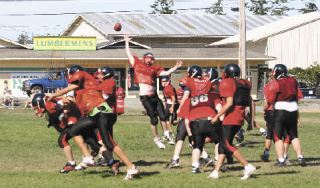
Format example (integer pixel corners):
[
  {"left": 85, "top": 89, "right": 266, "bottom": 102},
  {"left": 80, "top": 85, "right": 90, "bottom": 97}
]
[{"left": 0, "top": 109, "right": 319, "bottom": 188}]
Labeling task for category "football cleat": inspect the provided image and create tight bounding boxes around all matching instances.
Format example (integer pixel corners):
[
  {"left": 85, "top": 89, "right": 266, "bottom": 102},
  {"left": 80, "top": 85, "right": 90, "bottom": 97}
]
[
  {"left": 284, "top": 155, "right": 291, "bottom": 165},
  {"left": 60, "top": 162, "right": 76, "bottom": 173},
  {"left": 273, "top": 160, "right": 286, "bottom": 167},
  {"left": 298, "top": 157, "right": 306, "bottom": 167},
  {"left": 241, "top": 164, "right": 256, "bottom": 180},
  {"left": 208, "top": 170, "right": 219, "bottom": 179},
  {"left": 75, "top": 158, "right": 95, "bottom": 170},
  {"left": 124, "top": 166, "right": 140, "bottom": 180},
  {"left": 200, "top": 157, "right": 213, "bottom": 167},
  {"left": 166, "top": 159, "right": 179, "bottom": 168},
  {"left": 110, "top": 160, "right": 120, "bottom": 175},
  {"left": 167, "top": 137, "right": 175, "bottom": 145},
  {"left": 261, "top": 154, "right": 269, "bottom": 162},
  {"left": 154, "top": 138, "right": 165, "bottom": 149},
  {"left": 96, "top": 156, "right": 108, "bottom": 167},
  {"left": 192, "top": 166, "right": 200, "bottom": 173}
]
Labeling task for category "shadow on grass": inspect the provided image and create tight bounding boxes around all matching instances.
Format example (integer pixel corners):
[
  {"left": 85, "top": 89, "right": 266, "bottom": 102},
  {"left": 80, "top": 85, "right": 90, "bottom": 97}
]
[
  {"left": 289, "top": 158, "right": 320, "bottom": 167},
  {"left": 134, "top": 160, "right": 167, "bottom": 166},
  {"left": 259, "top": 170, "right": 299, "bottom": 176}
]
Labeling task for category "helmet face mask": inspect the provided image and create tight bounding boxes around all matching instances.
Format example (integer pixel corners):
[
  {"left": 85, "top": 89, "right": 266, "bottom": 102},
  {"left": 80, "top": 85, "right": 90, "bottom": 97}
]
[
  {"left": 143, "top": 53, "right": 155, "bottom": 66},
  {"left": 205, "top": 67, "right": 219, "bottom": 82},
  {"left": 224, "top": 63, "right": 240, "bottom": 79},
  {"left": 187, "top": 65, "right": 202, "bottom": 79},
  {"left": 99, "top": 66, "right": 114, "bottom": 80}
]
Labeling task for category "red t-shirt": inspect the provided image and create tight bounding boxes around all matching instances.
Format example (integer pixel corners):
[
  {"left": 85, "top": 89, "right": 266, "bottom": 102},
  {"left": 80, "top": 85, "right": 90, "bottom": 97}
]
[
  {"left": 163, "top": 84, "right": 176, "bottom": 104},
  {"left": 132, "top": 56, "right": 164, "bottom": 86},
  {"left": 220, "top": 78, "right": 251, "bottom": 126},
  {"left": 265, "top": 78, "right": 303, "bottom": 109},
  {"left": 184, "top": 78, "right": 218, "bottom": 121},
  {"left": 101, "top": 78, "right": 117, "bottom": 113},
  {"left": 68, "top": 71, "right": 105, "bottom": 116}
]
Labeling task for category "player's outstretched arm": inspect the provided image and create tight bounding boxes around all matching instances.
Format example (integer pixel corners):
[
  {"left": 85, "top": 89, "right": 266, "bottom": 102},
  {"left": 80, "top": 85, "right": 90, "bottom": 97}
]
[
  {"left": 47, "top": 84, "right": 78, "bottom": 100},
  {"left": 159, "top": 60, "right": 183, "bottom": 76},
  {"left": 124, "top": 34, "right": 135, "bottom": 67}
]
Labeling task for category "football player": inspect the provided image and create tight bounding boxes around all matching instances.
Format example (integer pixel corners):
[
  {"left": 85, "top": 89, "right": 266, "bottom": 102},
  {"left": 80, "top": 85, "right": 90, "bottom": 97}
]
[
  {"left": 182, "top": 65, "right": 222, "bottom": 173},
  {"left": 209, "top": 63, "right": 256, "bottom": 180},
  {"left": 161, "top": 76, "right": 178, "bottom": 145},
  {"left": 266, "top": 64, "right": 306, "bottom": 167},
  {"left": 124, "top": 34, "right": 183, "bottom": 149},
  {"left": 47, "top": 65, "right": 139, "bottom": 180}
]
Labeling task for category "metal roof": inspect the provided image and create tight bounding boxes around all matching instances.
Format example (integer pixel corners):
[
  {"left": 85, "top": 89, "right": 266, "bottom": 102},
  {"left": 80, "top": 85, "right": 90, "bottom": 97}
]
[
  {"left": 0, "top": 47, "right": 274, "bottom": 61},
  {"left": 62, "top": 14, "right": 284, "bottom": 37},
  {"left": 0, "top": 36, "right": 30, "bottom": 49},
  {"left": 209, "top": 11, "right": 320, "bottom": 46}
]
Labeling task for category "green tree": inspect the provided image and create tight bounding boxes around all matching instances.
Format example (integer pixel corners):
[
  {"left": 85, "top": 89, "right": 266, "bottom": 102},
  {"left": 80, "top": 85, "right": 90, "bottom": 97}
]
[
  {"left": 289, "top": 62, "right": 320, "bottom": 87},
  {"left": 271, "top": 0, "right": 289, "bottom": 15},
  {"left": 299, "top": 2, "right": 318, "bottom": 14},
  {"left": 17, "top": 34, "right": 32, "bottom": 45},
  {"left": 150, "top": 0, "right": 177, "bottom": 14},
  {"left": 206, "top": 0, "right": 225, "bottom": 15},
  {"left": 248, "top": 0, "right": 271, "bottom": 15}
]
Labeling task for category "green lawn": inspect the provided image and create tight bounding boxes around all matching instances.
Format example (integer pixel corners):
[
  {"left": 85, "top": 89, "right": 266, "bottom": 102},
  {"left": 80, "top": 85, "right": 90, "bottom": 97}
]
[{"left": 0, "top": 109, "right": 319, "bottom": 188}]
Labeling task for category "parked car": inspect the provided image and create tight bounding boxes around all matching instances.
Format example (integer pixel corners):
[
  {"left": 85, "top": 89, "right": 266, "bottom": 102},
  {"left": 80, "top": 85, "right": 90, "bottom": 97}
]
[
  {"left": 298, "top": 82, "right": 317, "bottom": 99},
  {"left": 22, "top": 71, "right": 68, "bottom": 96}
]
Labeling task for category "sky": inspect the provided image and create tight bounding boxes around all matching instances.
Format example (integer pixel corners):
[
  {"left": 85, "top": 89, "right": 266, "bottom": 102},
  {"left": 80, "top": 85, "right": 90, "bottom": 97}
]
[{"left": 0, "top": 0, "right": 319, "bottom": 42}]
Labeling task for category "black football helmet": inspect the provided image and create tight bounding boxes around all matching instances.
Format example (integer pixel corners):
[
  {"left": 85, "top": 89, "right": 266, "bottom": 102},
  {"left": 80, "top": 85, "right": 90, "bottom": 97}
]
[
  {"left": 65, "top": 65, "right": 84, "bottom": 79},
  {"left": 224, "top": 63, "right": 240, "bottom": 78},
  {"left": 205, "top": 67, "right": 219, "bottom": 82},
  {"left": 32, "top": 93, "right": 46, "bottom": 117},
  {"left": 272, "top": 64, "right": 287, "bottom": 79},
  {"left": 32, "top": 93, "right": 45, "bottom": 108},
  {"left": 187, "top": 65, "right": 202, "bottom": 78},
  {"left": 99, "top": 66, "right": 114, "bottom": 79}
]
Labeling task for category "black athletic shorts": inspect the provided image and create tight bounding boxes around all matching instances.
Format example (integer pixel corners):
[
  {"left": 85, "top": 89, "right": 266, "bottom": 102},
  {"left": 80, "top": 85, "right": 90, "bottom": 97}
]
[{"left": 140, "top": 93, "right": 166, "bottom": 125}]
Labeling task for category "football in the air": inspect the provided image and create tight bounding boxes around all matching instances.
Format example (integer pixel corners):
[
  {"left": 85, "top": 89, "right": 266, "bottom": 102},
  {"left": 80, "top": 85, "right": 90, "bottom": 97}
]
[{"left": 114, "top": 23, "right": 122, "bottom": 31}]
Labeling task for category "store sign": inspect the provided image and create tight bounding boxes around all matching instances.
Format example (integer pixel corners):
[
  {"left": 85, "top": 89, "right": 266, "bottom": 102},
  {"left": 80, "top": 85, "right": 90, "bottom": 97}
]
[
  {"left": 11, "top": 73, "right": 45, "bottom": 97},
  {"left": 33, "top": 36, "right": 96, "bottom": 51}
]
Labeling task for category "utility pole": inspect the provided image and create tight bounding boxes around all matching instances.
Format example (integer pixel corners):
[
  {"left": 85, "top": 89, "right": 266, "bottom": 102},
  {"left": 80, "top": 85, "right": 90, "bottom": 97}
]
[{"left": 239, "top": 0, "right": 246, "bottom": 79}]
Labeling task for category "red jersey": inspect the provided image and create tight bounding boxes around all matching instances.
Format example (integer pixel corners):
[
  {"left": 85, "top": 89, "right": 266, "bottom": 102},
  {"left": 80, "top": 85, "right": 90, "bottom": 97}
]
[
  {"left": 265, "top": 78, "right": 303, "bottom": 108},
  {"left": 184, "top": 78, "right": 218, "bottom": 121},
  {"left": 132, "top": 56, "right": 164, "bottom": 86},
  {"left": 219, "top": 78, "right": 251, "bottom": 126},
  {"left": 100, "top": 78, "right": 117, "bottom": 113},
  {"left": 68, "top": 71, "right": 105, "bottom": 116},
  {"left": 176, "top": 87, "right": 184, "bottom": 104},
  {"left": 264, "top": 80, "right": 276, "bottom": 111},
  {"left": 163, "top": 84, "right": 177, "bottom": 104}
]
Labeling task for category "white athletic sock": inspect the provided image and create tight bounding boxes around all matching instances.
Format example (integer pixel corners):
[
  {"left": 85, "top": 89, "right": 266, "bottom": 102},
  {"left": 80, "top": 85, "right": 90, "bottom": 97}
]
[
  {"left": 192, "top": 162, "right": 200, "bottom": 168},
  {"left": 164, "top": 130, "right": 170, "bottom": 137},
  {"left": 278, "top": 158, "right": 285, "bottom": 162},
  {"left": 68, "top": 161, "right": 76, "bottom": 165},
  {"left": 173, "top": 156, "right": 179, "bottom": 160},
  {"left": 260, "top": 128, "right": 266, "bottom": 133}
]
